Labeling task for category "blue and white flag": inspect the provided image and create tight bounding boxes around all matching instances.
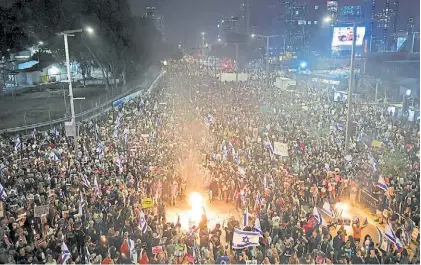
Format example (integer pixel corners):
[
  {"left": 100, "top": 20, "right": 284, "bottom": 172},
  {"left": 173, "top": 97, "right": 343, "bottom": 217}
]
[
  {"left": 14, "top": 137, "right": 21, "bottom": 152},
  {"left": 0, "top": 164, "right": 5, "bottom": 175},
  {"left": 368, "top": 154, "right": 377, "bottom": 171},
  {"left": 313, "top": 207, "right": 327, "bottom": 226},
  {"left": 139, "top": 210, "right": 147, "bottom": 234},
  {"left": 61, "top": 241, "right": 71, "bottom": 264},
  {"left": 193, "top": 241, "right": 200, "bottom": 262},
  {"left": 204, "top": 116, "right": 211, "bottom": 128},
  {"left": 377, "top": 175, "right": 388, "bottom": 191},
  {"left": 228, "top": 141, "right": 234, "bottom": 150},
  {"left": 31, "top": 128, "right": 37, "bottom": 138},
  {"left": 122, "top": 128, "right": 129, "bottom": 143},
  {"left": 240, "top": 190, "right": 246, "bottom": 203},
  {"left": 232, "top": 148, "right": 240, "bottom": 164},
  {"left": 115, "top": 153, "right": 123, "bottom": 171},
  {"left": 337, "top": 123, "right": 344, "bottom": 131},
  {"left": 0, "top": 183, "right": 7, "bottom": 201},
  {"left": 254, "top": 215, "right": 262, "bottom": 235},
  {"left": 384, "top": 223, "right": 403, "bottom": 249},
  {"left": 81, "top": 174, "right": 90, "bottom": 187},
  {"left": 97, "top": 140, "right": 104, "bottom": 159},
  {"left": 263, "top": 137, "right": 274, "bottom": 157},
  {"left": 232, "top": 228, "right": 261, "bottom": 249},
  {"left": 51, "top": 127, "right": 60, "bottom": 137},
  {"left": 78, "top": 191, "right": 85, "bottom": 216},
  {"left": 93, "top": 176, "right": 99, "bottom": 197},
  {"left": 255, "top": 193, "right": 262, "bottom": 206},
  {"left": 49, "top": 152, "right": 60, "bottom": 161},
  {"left": 321, "top": 200, "right": 334, "bottom": 218},
  {"left": 243, "top": 208, "right": 249, "bottom": 227}
]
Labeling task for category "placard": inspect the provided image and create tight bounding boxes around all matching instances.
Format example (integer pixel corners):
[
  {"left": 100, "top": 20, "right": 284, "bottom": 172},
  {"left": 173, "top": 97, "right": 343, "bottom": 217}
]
[
  {"left": 273, "top": 142, "right": 289, "bottom": 156},
  {"left": 152, "top": 245, "right": 163, "bottom": 254},
  {"left": 0, "top": 202, "right": 4, "bottom": 218},
  {"left": 34, "top": 205, "right": 49, "bottom": 218},
  {"left": 141, "top": 198, "right": 154, "bottom": 208}
]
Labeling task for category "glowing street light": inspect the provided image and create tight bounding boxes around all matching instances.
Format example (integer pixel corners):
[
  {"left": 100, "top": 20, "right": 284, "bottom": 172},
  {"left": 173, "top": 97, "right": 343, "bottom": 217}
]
[
  {"left": 406, "top": 89, "right": 412, "bottom": 96},
  {"left": 201, "top": 32, "right": 205, "bottom": 36},
  {"left": 50, "top": 66, "right": 60, "bottom": 75},
  {"left": 324, "top": 16, "right": 333, "bottom": 23},
  {"left": 85, "top": 26, "right": 94, "bottom": 34},
  {"left": 300, "top": 61, "right": 307, "bottom": 68}
]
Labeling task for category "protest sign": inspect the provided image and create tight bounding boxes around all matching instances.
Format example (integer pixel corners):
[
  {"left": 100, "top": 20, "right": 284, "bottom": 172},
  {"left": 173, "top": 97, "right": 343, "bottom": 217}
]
[
  {"left": 141, "top": 198, "right": 154, "bottom": 208},
  {"left": 152, "top": 246, "right": 163, "bottom": 254},
  {"left": 273, "top": 142, "right": 288, "bottom": 156},
  {"left": 34, "top": 205, "right": 49, "bottom": 218}
]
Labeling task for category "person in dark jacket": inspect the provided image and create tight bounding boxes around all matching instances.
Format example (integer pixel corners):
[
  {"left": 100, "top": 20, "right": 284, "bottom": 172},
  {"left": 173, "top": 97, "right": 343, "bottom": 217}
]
[
  {"left": 365, "top": 249, "right": 380, "bottom": 264},
  {"left": 333, "top": 231, "right": 345, "bottom": 263}
]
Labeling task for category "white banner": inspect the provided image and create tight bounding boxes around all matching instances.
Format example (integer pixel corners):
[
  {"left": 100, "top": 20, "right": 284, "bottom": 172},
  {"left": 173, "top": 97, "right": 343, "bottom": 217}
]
[{"left": 273, "top": 142, "right": 288, "bottom": 156}]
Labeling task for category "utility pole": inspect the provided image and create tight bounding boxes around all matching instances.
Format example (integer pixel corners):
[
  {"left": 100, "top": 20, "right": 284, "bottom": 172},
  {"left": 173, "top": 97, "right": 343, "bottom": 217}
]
[
  {"left": 251, "top": 34, "right": 278, "bottom": 88},
  {"left": 235, "top": 43, "right": 239, "bottom": 82},
  {"left": 375, "top": 79, "right": 379, "bottom": 102},
  {"left": 344, "top": 21, "right": 357, "bottom": 155}
]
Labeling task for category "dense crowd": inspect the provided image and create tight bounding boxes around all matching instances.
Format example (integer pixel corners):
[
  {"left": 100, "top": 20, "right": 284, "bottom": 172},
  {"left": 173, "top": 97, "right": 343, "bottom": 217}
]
[{"left": 0, "top": 60, "right": 418, "bottom": 264}]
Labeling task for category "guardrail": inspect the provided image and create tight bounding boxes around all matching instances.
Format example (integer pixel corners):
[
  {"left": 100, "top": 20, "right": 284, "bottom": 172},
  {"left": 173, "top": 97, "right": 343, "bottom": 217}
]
[{"left": 0, "top": 71, "right": 165, "bottom": 135}]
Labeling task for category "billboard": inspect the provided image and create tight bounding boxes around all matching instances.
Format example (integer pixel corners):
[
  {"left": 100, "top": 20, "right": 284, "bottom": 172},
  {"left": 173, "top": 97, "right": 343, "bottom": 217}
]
[
  {"left": 341, "top": 6, "right": 361, "bottom": 19},
  {"left": 331, "top": 27, "right": 366, "bottom": 49}
]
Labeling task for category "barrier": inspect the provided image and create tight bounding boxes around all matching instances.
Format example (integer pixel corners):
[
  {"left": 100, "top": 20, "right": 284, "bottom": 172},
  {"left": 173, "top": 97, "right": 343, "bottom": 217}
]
[{"left": 0, "top": 71, "right": 165, "bottom": 135}]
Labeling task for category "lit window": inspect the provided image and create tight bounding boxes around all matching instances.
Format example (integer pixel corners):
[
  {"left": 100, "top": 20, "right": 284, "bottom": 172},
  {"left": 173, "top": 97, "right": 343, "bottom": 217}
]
[
  {"left": 315, "top": 5, "right": 319, "bottom": 10},
  {"left": 295, "top": 11, "right": 299, "bottom": 15},
  {"left": 314, "top": 21, "right": 318, "bottom": 24},
  {"left": 308, "top": 21, "right": 312, "bottom": 25}
]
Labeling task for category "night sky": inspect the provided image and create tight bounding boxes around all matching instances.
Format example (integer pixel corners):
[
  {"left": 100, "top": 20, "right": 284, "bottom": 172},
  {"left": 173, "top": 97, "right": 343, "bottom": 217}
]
[{"left": 129, "top": 0, "right": 420, "bottom": 47}]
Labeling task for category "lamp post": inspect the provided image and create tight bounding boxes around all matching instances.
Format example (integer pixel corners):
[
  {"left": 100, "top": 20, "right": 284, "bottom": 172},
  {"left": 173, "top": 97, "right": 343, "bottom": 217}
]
[
  {"left": 251, "top": 34, "right": 279, "bottom": 88},
  {"left": 324, "top": 17, "right": 357, "bottom": 155},
  {"left": 59, "top": 27, "right": 93, "bottom": 157}
]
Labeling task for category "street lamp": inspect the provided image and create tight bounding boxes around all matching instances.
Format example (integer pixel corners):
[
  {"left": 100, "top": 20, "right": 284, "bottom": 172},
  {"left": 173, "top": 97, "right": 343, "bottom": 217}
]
[
  {"left": 323, "top": 17, "right": 357, "bottom": 155},
  {"left": 59, "top": 27, "right": 94, "bottom": 157},
  {"left": 251, "top": 33, "right": 279, "bottom": 87}
]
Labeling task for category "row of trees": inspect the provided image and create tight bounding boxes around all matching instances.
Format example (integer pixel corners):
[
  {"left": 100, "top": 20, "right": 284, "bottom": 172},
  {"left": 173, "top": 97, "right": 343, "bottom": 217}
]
[{"left": 0, "top": 0, "right": 180, "bottom": 90}]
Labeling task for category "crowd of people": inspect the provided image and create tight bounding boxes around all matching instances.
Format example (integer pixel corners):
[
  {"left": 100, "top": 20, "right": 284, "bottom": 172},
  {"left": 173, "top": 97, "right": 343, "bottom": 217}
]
[{"left": 0, "top": 60, "right": 418, "bottom": 264}]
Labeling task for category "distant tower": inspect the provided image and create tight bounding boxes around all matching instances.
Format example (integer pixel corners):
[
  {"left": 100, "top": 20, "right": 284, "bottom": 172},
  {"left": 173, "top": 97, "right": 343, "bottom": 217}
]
[
  {"left": 240, "top": 0, "right": 251, "bottom": 35},
  {"left": 144, "top": 6, "right": 165, "bottom": 40}
]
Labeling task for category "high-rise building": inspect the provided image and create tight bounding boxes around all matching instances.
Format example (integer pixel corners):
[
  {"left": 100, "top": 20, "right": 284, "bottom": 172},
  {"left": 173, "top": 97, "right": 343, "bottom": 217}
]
[
  {"left": 240, "top": 0, "right": 251, "bottom": 35},
  {"left": 371, "top": 0, "right": 400, "bottom": 51},
  {"left": 144, "top": 6, "right": 165, "bottom": 40}
]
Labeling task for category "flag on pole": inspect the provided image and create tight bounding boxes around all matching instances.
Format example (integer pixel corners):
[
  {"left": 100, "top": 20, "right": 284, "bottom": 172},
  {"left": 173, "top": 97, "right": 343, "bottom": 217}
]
[
  {"left": 115, "top": 153, "right": 123, "bottom": 171},
  {"left": 383, "top": 223, "right": 403, "bottom": 249},
  {"left": 255, "top": 193, "right": 262, "bottom": 206},
  {"left": 14, "top": 137, "right": 21, "bottom": 152},
  {"left": 321, "top": 200, "right": 334, "bottom": 218},
  {"left": 232, "top": 148, "right": 240, "bottom": 164},
  {"left": 139, "top": 210, "right": 147, "bottom": 234},
  {"left": 61, "top": 241, "right": 71, "bottom": 264},
  {"left": 81, "top": 174, "right": 90, "bottom": 187},
  {"left": 377, "top": 176, "right": 388, "bottom": 191},
  {"left": 49, "top": 151, "right": 60, "bottom": 161},
  {"left": 243, "top": 208, "right": 249, "bottom": 227},
  {"left": 254, "top": 216, "right": 262, "bottom": 235},
  {"left": 122, "top": 128, "right": 129, "bottom": 143},
  {"left": 368, "top": 154, "right": 377, "bottom": 171},
  {"left": 31, "top": 128, "right": 37, "bottom": 138},
  {"left": 93, "top": 176, "right": 99, "bottom": 197},
  {"left": 78, "top": 191, "right": 85, "bottom": 216},
  {"left": 0, "top": 183, "right": 7, "bottom": 201},
  {"left": 313, "top": 207, "right": 327, "bottom": 226},
  {"left": 97, "top": 140, "right": 104, "bottom": 159},
  {"left": 232, "top": 228, "right": 261, "bottom": 249}
]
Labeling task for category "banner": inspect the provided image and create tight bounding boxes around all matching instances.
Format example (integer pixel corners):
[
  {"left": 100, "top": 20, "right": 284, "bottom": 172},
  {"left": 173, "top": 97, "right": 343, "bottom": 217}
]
[
  {"left": 152, "top": 246, "right": 163, "bottom": 254},
  {"left": 34, "top": 205, "right": 49, "bottom": 217},
  {"left": 273, "top": 142, "right": 288, "bottom": 156},
  {"left": 141, "top": 198, "right": 154, "bottom": 208}
]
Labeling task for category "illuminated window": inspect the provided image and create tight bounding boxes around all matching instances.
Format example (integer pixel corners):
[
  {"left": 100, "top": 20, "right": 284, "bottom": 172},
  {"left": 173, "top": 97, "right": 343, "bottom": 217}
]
[
  {"left": 295, "top": 11, "right": 299, "bottom": 15},
  {"left": 315, "top": 5, "right": 319, "bottom": 10},
  {"left": 308, "top": 21, "right": 312, "bottom": 25},
  {"left": 314, "top": 21, "right": 318, "bottom": 24}
]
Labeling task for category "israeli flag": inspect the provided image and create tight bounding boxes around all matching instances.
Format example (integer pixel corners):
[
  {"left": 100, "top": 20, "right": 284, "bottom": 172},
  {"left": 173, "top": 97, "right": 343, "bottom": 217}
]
[
  {"left": 79, "top": 191, "right": 85, "bottom": 216},
  {"left": 368, "top": 154, "right": 378, "bottom": 171},
  {"left": 313, "top": 207, "right": 327, "bottom": 226},
  {"left": 243, "top": 208, "right": 249, "bottom": 227},
  {"left": 345, "top": 155, "right": 353, "bottom": 163},
  {"left": 357, "top": 131, "right": 364, "bottom": 142},
  {"left": 97, "top": 140, "right": 104, "bottom": 159},
  {"left": 0, "top": 164, "right": 5, "bottom": 175},
  {"left": 139, "top": 210, "right": 147, "bottom": 234},
  {"left": 115, "top": 153, "right": 123, "bottom": 171},
  {"left": 31, "top": 128, "right": 37, "bottom": 138},
  {"left": 93, "top": 176, "right": 99, "bottom": 197},
  {"left": 232, "top": 148, "right": 240, "bottom": 164},
  {"left": 254, "top": 215, "right": 262, "bottom": 235},
  {"left": 240, "top": 190, "right": 246, "bottom": 203},
  {"left": 337, "top": 123, "right": 344, "bottom": 131},
  {"left": 204, "top": 116, "right": 211, "bottom": 128},
  {"left": 337, "top": 137, "right": 344, "bottom": 143},
  {"left": 377, "top": 176, "right": 388, "bottom": 191},
  {"left": 0, "top": 183, "right": 7, "bottom": 201},
  {"left": 193, "top": 241, "right": 200, "bottom": 262},
  {"left": 232, "top": 228, "right": 261, "bottom": 249},
  {"left": 49, "top": 152, "right": 60, "bottom": 161},
  {"left": 384, "top": 223, "right": 403, "bottom": 249},
  {"left": 81, "top": 174, "right": 91, "bottom": 187},
  {"left": 263, "top": 137, "right": 274, "bottom": 157},
  {"left": 228, "top": 141, "right": 234, "bottom": 150},
  {"left": 14, "top": 137, "right": 21, "bottom": 151},
  {"left": 51, "top": 127, "right": 60, "bottom": 136},
  {"left": 61, "top": 241, "right": 71, "bottom": 264},
  {"left": 321, "top": 200, "right": 334, "bottom": 218},
  {"left": 122, "top": 128, "right": 129, "bottom": 143},
  {"left": 255, "top": 193, "right": 262, "bottom": 206},
  {"left": 113, "top": 128, "right": 119, "bottom": 139}
]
